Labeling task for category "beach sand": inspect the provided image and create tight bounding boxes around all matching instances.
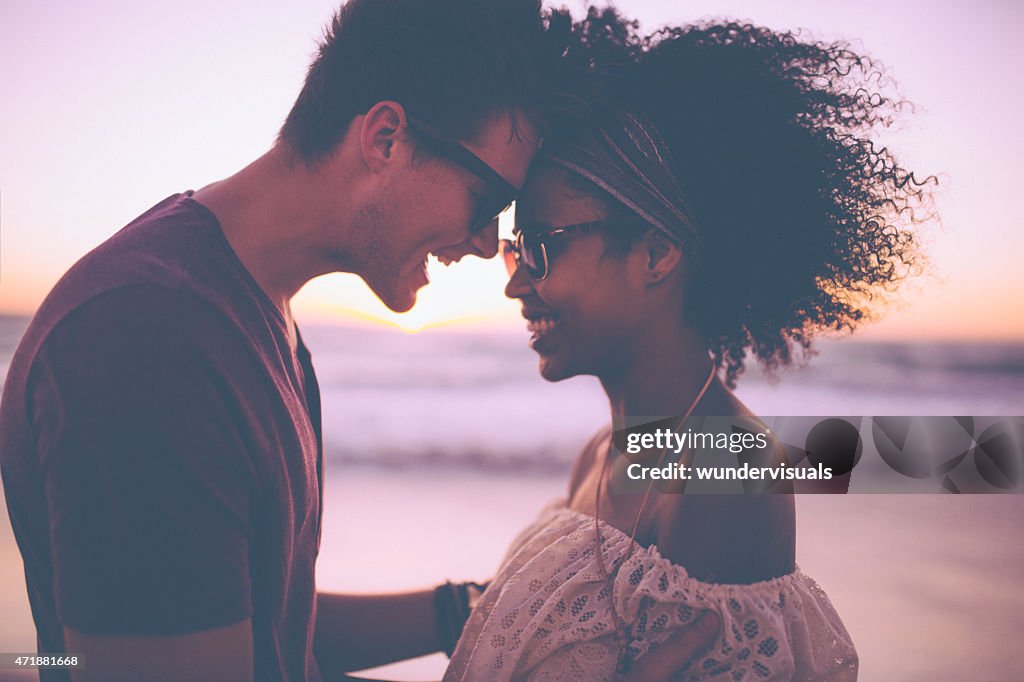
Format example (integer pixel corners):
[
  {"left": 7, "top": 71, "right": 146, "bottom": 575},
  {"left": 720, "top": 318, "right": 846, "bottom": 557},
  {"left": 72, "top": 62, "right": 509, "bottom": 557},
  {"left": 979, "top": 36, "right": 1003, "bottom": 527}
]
[{"left": 2, "top": 465, "right": 1022, "bottom": 681}]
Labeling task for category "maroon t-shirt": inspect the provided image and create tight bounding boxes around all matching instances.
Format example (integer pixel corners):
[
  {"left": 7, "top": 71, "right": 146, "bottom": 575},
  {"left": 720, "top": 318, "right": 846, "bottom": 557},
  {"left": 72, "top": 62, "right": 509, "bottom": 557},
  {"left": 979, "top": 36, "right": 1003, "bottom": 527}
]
[{"left": 0, "top": 193, "right": 324, "bottom": 682}]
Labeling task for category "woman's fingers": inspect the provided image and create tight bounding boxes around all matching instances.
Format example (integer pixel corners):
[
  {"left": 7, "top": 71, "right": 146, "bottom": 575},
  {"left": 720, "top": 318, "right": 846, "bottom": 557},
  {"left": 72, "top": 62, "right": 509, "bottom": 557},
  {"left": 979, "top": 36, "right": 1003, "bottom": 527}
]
[{"left": 622, "top": 609, "right": 721, "bottom": 681}]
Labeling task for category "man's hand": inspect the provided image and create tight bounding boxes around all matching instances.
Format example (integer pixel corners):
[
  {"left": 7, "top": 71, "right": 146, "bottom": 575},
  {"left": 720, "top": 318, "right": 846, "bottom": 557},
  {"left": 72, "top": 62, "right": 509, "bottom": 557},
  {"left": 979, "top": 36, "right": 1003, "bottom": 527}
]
[{"left": 623, "top": 610, "right": 720, "bottom": 681}]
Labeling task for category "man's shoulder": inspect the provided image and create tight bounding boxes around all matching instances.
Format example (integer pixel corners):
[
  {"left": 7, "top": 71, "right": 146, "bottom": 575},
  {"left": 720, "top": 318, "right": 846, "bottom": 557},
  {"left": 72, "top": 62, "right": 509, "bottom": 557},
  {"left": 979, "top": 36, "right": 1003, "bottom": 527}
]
[
  {"left": 64, "top": 282, "right": 237, "bottom": 329},
  {"left": 17, "top": 285, "right": 279, "bottom": 466},
  {"left": 8, "top": 192, "right": 262, "bottom": 388},
  {"left": 1, "top": 284, "right": 255, "bottom": 427},
  {"left": 22, "top": 194, "right": 216, "bottom": 332},
  {"left": 35, "top": 284, "right": 255, "bottom": 375}
]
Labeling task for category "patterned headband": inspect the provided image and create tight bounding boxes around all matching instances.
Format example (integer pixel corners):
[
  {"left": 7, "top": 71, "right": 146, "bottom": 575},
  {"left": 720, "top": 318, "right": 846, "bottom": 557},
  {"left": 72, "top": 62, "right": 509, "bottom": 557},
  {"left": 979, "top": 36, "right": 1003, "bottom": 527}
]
[{"left": 543, "top": 111, "right": 697, "bottom": 247}]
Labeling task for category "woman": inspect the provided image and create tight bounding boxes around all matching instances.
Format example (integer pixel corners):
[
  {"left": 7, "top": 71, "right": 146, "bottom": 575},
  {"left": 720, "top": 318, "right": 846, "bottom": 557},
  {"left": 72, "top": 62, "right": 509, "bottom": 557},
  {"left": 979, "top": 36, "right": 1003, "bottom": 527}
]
[{"left": 444, "top": 11, "right": 932, "bottom": 682}]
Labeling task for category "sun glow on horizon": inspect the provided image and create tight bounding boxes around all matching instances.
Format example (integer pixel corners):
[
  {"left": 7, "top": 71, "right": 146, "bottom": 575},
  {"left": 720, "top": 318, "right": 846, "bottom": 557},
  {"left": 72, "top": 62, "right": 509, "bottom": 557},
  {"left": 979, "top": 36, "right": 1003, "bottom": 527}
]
[
  {"left": 289, "top": 210, "right": 525, "bottom": 333},
  {"left": 292, "top": 247, "right": 522, "bottom": 334},
  {"left": 295, "top": 303, "right": 518, "bottom": 334}
]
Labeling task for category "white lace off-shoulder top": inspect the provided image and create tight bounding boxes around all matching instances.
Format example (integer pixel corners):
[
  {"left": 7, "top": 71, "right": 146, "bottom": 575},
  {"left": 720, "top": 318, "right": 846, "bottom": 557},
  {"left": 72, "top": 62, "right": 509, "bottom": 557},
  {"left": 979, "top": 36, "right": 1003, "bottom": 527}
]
[{"left": 445, "top": 499, "right": 857, "bottom": 681}]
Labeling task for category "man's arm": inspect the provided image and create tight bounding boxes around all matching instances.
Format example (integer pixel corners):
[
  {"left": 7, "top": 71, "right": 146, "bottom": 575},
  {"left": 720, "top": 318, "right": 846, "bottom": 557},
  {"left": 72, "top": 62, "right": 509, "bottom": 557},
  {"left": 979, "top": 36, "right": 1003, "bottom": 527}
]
[
  {"left": 28, "top": 289, "right": 266, "bottom": 673},
  {"left": 315, "top": 590, "right": 441, "bottom": 675},
  {"left": 65, "top": 620, "right": 253, "bottom": 682}
]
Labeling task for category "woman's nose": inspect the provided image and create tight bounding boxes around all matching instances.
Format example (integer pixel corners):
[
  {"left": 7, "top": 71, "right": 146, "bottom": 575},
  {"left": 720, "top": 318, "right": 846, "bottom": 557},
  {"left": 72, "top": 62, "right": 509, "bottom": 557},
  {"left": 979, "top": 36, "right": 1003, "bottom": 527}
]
[{"left": 504, "top": 260, "right": 535, "bottom": 299}]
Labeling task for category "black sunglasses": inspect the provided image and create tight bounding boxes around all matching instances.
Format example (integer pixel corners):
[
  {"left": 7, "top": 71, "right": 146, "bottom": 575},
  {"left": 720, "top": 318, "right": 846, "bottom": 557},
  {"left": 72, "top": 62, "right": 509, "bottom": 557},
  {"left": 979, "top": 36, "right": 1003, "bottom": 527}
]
[
  {"left": 406, "top": 115, "right": 518, "bottom": 233},
  {"left": 500, "top": 220, "right": 607, "bottom": 281}
]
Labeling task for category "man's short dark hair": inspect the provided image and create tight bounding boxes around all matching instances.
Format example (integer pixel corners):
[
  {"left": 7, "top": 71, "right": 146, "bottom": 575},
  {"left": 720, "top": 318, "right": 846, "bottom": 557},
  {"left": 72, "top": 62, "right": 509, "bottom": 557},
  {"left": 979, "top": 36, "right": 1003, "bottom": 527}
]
[{"left": 279, "top": 0, "right": 549, "bottom": 163}]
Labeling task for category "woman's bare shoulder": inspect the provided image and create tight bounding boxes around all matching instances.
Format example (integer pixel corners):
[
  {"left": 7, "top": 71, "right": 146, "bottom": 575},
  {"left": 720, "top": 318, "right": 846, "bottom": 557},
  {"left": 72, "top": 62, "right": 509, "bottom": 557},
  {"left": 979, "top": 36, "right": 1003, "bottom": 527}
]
[
  {"left": 567, "top": 424, "right": 612, "bottom": 500},
  {"left": 654, "top": 382, "right": 796, "bottom": 584},
  {"left": 654, "top": 492, "right": 795, "bottom": 585}
]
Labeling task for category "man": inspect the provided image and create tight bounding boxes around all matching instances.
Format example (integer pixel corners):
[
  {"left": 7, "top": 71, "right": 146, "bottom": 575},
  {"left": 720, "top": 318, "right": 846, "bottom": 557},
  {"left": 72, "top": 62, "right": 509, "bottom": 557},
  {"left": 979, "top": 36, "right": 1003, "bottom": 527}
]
[{"left": 1, "top": 1, "right": 715, "bottom": 680}]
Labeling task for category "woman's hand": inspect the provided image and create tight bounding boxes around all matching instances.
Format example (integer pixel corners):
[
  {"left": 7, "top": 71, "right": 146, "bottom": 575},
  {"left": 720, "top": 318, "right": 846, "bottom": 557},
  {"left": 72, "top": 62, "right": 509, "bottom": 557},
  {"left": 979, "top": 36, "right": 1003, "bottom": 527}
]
[{"left": 622, "top": 610, "right": 721, "bottom": 681}]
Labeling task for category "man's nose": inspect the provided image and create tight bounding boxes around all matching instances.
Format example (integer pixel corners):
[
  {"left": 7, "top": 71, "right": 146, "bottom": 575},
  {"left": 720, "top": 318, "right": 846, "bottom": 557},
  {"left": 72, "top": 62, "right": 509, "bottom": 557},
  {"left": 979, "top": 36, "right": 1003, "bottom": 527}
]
[{"left": 465, "top": 218, "right": 500, "bottom": 260}]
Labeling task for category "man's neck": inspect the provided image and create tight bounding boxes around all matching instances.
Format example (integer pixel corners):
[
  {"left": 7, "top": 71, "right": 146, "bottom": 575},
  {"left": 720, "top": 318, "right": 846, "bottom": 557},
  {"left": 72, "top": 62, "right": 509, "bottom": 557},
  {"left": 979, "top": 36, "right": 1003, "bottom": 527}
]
[{"left": 192, "top": 145, "right": 353, "bottom": 319}]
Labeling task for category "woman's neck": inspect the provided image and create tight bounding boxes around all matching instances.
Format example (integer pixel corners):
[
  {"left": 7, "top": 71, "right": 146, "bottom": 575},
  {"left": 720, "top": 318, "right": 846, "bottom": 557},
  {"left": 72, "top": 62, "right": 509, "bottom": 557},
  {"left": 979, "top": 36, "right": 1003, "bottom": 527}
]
[{"left": 600, "top": 324, "right": 715, "bottom": 426}]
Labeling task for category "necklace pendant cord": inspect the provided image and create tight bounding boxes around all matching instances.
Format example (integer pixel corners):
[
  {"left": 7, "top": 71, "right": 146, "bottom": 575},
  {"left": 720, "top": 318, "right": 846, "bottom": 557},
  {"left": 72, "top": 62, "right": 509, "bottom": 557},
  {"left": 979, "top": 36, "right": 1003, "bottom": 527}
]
[{"left": 594, "top": 359, "right": 717, "bottom": 675}]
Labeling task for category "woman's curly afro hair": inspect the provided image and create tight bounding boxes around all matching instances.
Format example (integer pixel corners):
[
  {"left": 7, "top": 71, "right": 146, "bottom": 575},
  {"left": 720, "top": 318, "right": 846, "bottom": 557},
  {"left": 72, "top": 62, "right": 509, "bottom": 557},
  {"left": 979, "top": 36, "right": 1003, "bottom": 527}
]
[{"left": 545, "top": 8, "right": 937, "bottom": 387}]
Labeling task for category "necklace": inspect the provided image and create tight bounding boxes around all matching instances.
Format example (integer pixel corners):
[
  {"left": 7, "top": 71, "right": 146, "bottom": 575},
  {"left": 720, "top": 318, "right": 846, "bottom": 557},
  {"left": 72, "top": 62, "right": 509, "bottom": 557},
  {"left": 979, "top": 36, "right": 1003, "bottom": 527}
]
[{"left": 593, "top": 360, "right": 717, "bottom": 678}]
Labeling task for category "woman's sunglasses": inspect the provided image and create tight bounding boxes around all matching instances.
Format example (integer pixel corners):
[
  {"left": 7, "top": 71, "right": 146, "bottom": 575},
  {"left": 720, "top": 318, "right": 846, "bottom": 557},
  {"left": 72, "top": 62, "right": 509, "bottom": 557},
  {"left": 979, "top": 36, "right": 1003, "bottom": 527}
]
[
  {"left": 500, "top": 220, "right": 607, "bottom": 281},
  {"left": 406, "top": 116, "right": 518, "bottom": 233}
]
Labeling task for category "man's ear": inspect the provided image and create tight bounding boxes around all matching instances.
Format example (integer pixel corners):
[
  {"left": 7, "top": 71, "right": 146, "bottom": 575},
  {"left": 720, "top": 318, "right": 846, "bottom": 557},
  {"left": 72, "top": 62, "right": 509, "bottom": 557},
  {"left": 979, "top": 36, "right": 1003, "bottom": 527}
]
[
  {"left": 360, "top": 101, "right": 407, "bottom": 173},
  {"left": 642, "top": 230, "right": 683, "bottom": 285}
]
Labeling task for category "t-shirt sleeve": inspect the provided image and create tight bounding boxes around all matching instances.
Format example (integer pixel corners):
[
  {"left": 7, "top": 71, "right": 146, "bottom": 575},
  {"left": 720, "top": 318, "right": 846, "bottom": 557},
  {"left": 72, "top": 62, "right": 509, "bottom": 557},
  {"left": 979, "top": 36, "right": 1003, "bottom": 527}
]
[{"left": 26, "top": 286, "right": 266, "bottom": 635}]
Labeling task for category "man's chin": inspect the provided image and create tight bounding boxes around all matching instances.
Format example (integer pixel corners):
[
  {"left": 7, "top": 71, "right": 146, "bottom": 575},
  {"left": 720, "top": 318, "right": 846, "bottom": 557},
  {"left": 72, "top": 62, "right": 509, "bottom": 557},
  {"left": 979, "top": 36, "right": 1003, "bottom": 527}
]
[
  {"left": 369, "top": 265, "right": 429, "bottom": 314},
  {"left": 371, "top": 280, "right": 421, "bottom": 314},
  {"left": 374, "top": 289, "right": 416, "bottom": 314},
  {"left": 386, "top": 296, "right": 416, "bottom": 314}
]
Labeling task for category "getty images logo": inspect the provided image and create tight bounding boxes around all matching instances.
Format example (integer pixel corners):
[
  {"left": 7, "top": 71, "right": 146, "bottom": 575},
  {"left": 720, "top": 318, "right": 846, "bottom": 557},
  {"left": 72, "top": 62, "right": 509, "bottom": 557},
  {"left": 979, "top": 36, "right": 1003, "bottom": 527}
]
[{"left": 610, "top": 416, "right": 1022, "bottom": 493}]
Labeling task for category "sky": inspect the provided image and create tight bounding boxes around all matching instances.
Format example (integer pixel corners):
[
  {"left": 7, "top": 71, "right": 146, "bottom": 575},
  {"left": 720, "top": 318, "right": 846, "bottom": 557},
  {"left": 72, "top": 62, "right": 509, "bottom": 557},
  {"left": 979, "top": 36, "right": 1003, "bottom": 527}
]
[{"left": 1, "top": 0, "right": 1022, "bottom": 339}]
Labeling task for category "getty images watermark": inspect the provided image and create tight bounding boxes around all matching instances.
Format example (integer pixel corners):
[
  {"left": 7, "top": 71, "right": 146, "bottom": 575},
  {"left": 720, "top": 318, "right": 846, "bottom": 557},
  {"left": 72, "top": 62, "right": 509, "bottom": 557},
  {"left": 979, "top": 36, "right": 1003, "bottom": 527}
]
[{"left": 607, "top": 416, "right": 1023, "bottom": 494}]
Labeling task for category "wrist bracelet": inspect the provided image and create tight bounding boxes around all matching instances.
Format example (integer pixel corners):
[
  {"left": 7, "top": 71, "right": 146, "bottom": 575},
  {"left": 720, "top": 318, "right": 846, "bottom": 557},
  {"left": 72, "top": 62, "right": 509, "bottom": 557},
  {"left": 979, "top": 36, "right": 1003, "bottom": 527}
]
[{"left": 434, "top": 580, "right": 490, "bottom": 658}]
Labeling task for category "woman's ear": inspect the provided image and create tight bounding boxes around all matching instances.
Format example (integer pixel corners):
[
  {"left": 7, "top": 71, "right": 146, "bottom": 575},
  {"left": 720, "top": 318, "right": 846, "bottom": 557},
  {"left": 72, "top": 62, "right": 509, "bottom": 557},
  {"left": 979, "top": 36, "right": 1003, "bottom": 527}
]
[{"left": 642, "top": 230, "right": 683, "bottom": 285}]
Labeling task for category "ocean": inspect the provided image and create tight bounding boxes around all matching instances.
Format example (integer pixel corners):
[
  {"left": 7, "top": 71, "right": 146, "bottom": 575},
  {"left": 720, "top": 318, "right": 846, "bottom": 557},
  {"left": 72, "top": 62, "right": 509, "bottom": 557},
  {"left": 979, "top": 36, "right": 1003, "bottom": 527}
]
[
  {"left": 2, "top": 315, "right": 1022, "bottom": 473},
  {"left": 1, "top": 315, "right": 1022, "bottom": 680}
]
